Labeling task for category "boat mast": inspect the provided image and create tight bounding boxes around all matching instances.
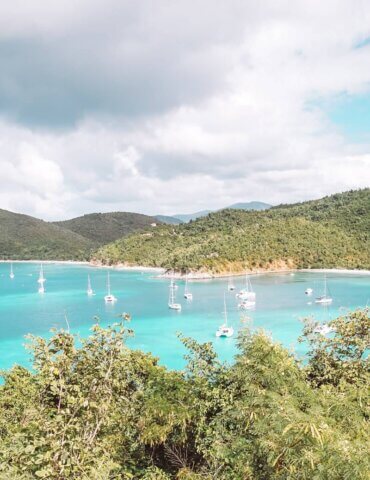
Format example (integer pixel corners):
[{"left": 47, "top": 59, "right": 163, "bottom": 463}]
[
  {"left": 224, "top": 294, "right": 228, "bottom": 326},
  {"left": 107, "top": 272, "right": 111, "bottom": 296},
  {"left": 169, "top": 283, "right": 175, "bottom": 304},
  {"left": 39, "top": 264, "right": 44, "bottom": 282}
]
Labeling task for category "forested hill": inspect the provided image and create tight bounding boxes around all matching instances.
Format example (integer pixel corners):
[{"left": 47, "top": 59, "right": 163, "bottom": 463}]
[
  {"left": 0, "top": 209, "right": 94, "bottom": 260},
  {"left": 94, "top": 189, "right": 370, "bottom": 273},
  {"left": 53, "top": 212, "right": 160, "bottom": 245}
]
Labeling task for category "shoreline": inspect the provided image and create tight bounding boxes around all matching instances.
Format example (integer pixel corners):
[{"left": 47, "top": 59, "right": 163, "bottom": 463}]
[
  {"left": 0, "top": 260, "right": 90, "bottom": 265},
  {"left": 1, "top": 260, "right": 369, "bottom": 277},
  {"left": 159, "top": 267, "right": 370, "bottom": 280}
]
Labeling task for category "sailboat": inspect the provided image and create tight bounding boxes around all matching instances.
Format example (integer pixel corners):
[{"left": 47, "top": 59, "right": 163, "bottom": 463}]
[
  {"left": 305, "top": 288, "right": 313, "bottom": 295},
  {"left": 9, "top": 263, "right": 14, "bottom": 279},
  {"left": 37, "top": 264, "right": 46, "bottom": 294},
  {"left": 313, "top": 324, "right": 334, "bottom": 335},
  {"left": 104, "top": 272, "right": 117, "bottom": 303},
  {"left": 87, "top": 274, "right": 94, "bottom": 296},
  {"left": 238, "top": 299, "right": 255, "bottom": 310},
  {"left": 236, "top": 273, "right": 256, "bottom": 302},
  {"left": 168, "top": 282, "right": 181, "bottom": 310},
  {"left": 184, "top": 273, "right": 193, "bottom": 300},
  {"left": 216, "top": 294, "right": 234, "bottom": 337},
  {"left": 315, "top": 275, "right": 332, "bottom": 304},
  {"left": 228, "top": 272, "right": 235, "bottom": 291}
]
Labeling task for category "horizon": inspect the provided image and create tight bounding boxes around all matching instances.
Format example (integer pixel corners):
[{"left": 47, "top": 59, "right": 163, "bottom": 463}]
[{"left": 0, "top": 2, "right": 370, "bottom": 220}]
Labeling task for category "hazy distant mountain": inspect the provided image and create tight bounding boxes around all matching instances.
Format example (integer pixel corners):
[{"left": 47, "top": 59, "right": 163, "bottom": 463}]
[
  {"left": 227, "top": 201, "right": 271, "bottom": 211},
  {"left": 155, "top": 215, "right": 183, "bottom": 225},
  {"left": 173, "top": 210, "right": 212, "bottom": 223},
  {"left": 0, "top": 209, "right": 94, "bottom": 260},
  {"left": 53, "top": 212, "right": 160, "bottom": 245},
  {"left": 172, "top": 202, "right": 271, "bottom": 222}
]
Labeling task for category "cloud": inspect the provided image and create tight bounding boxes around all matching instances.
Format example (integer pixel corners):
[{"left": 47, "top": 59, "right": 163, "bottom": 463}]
[{"left": 0, "top": 1, "right": 369, "bottom": 219}]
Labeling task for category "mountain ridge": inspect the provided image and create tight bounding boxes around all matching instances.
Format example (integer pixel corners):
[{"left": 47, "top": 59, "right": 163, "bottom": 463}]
[
  {"left": 53, "top": 211, "right": 160, "bottom": 245},
  {"left": 166, "top": 201, "right": 272, "bottom": 223}
]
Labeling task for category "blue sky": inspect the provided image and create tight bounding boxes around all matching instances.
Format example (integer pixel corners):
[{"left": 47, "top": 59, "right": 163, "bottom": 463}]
[{"left": 325, "top": 92, "right": 370, "bottom": 142}]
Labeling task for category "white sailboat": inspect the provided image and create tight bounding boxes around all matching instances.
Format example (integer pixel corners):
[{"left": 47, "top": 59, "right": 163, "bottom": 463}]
[
  {"left": 87, "top": 274, "right": 94, "bottom": 296},
  {"left": 315, "top": 275, "right": 332, "bottom": 304},
  {"left": 168, "top": 282, "right": 181, "bottom": 310},
  {"left": 313, "top": 324, "right": 334, "bottom": 335},
  {"left": 216, "top": 294, "right": 234, "bottom": 337},
  {"left": 104, "top": 272, "right": 117, "bottom": 303},
  {"left": 38, "top": 264, "right": 46, "bottom": 294},
  {"left": 305, "top": 288, "right": 313, "bottom": 295},
  {"left": 184, "top": 273, "right": 193, "bottom": 300},
  {"left": 238, "top": 299, "right": 255, "bottom": 310},
  {"left": 9, "top": 263, "right": 14, "bottom": 279},
  {"left": 236, "top": 273, "right": 256, "bottom": 303}
]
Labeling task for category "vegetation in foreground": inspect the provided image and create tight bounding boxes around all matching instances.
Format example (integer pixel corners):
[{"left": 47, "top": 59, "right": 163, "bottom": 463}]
[
  {"left": 0, "top": 309, "right": 368, "bottom": 479},
  {"left": 95, "top": 189, "right": 370, "bottom": 273}
]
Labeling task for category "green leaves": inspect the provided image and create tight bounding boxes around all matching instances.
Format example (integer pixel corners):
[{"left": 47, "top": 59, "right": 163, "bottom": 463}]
[{"left": 0, "top": 310, "right": 369, "bottom": 478}]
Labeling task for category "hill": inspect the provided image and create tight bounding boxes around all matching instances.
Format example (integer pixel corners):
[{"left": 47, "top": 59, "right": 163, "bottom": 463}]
[
  {"left": 53, "top": 212, "right": 160, "bottom": 245},
  {"left": 155, "top": 215, "right": 183, "bottom": 225},
  {"left": 94, "top": 189, "right": 370, "bottom": 273},
  {"left": 0, "top": 209, "right": 94, "bottom": 260}
]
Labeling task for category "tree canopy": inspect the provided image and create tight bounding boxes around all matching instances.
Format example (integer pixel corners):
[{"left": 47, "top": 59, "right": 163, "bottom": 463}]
[{"left": 0, "top": 309, "right": 369, "bottom": 479}]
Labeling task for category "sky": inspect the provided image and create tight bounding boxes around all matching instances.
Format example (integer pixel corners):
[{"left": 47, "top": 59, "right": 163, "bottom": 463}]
[{"left": 0, "top": 0, "right": 370, "bottom": 220}]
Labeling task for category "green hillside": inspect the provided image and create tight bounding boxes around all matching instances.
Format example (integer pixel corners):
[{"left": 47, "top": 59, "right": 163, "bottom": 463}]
[
  {"left": 94, "top": 189, "right": 370, "bottom": 272},
  {"left": 0, "top": 209, "right": 94, "bottom": 260},
  {"left": 53, "top": 212, "right": 160, "bottom": 245}
]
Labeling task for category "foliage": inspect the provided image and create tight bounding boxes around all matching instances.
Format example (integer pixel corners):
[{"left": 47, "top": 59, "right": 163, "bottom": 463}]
[
  {"left": 53, "top": 212, "right": 161, "bottom": 246},
  {"left": 0, "top": 309, "right": 369, "bottom": 479},
  {"left": 0, "top": 209, "right": 161, "bottom": 261},
  {"left": 0, "top": 209, "right": 95, "bottom": 261},
  {"left": 95, "top": 189, "right": 370, "bottom": 272},
  {"left": 301, "top": 308, "right": 370, "bottom": 387}
]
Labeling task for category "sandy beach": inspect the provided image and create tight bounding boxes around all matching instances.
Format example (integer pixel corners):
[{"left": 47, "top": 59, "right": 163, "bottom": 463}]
[
  {"left": 2, "top": 260, "right": 369, "bottom": 278},
  {"left": 0, "top": 260, "right": 90, "bottom": 266}
]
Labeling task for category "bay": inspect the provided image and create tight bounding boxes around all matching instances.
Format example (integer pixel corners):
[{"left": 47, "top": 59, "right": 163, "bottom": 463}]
[{"left": 0, "top": 263, "right": 369, "bottom": 372}]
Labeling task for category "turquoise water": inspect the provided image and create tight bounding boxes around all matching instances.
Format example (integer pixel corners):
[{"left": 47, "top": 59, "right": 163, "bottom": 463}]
[{"left": 0, "top": 263, "right": 369, "bottom": 372}]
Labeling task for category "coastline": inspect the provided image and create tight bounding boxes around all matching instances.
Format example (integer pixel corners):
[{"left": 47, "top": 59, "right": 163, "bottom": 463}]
[
  {"left": 1, "top": 260, "right": 369, "bottom": 277},
  {"left": 0, "top": 260, "right": 90, "bottom": 265},
  {"left": 160, "top": 268, "right": 370, "bottom": 280}
]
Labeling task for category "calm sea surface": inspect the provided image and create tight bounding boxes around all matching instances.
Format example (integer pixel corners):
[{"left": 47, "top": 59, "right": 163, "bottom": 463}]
[{"left": 0, "top": 263, "right": 369, "bottom": 372}]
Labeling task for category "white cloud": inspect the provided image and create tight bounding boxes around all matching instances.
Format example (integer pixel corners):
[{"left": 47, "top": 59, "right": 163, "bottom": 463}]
[{"left": 0, "top": 1, "right": 369, "bottom": 220}]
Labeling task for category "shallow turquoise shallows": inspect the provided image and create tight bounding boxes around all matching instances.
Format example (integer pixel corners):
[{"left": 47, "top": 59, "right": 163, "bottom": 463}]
[{"left": 0, "top": 263, "right": 369, "bottom": 372}]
